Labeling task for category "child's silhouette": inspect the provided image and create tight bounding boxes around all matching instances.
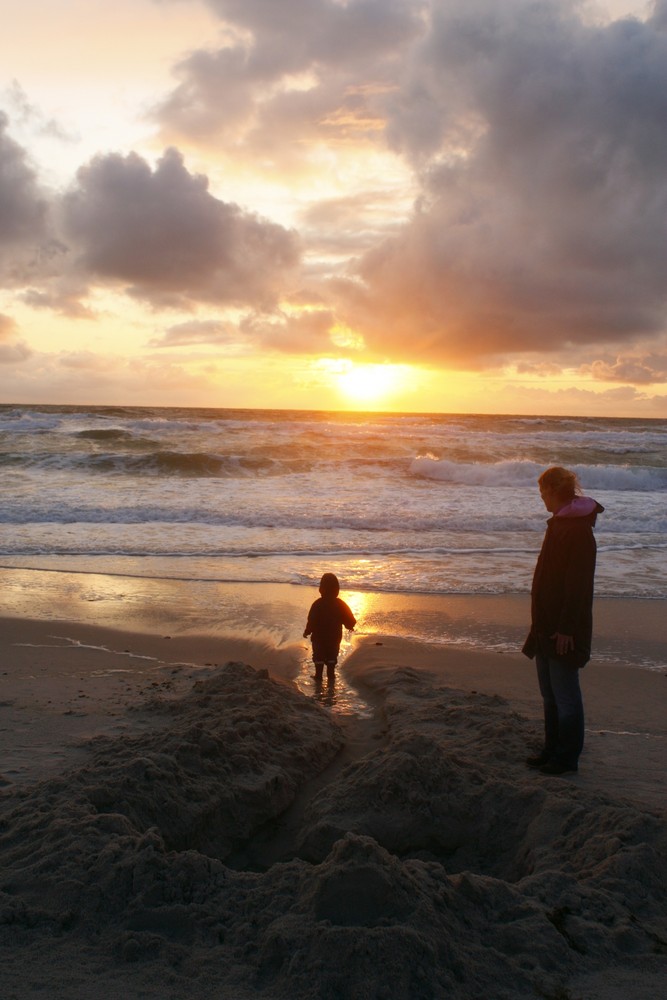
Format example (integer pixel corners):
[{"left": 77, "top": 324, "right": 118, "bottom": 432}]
[{"left": 303, "top": 573, "right": 356, "bottom": 683}]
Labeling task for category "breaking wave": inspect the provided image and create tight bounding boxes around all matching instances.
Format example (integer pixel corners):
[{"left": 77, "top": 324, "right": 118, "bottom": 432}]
[{"left": 410, "top": 456, "right": 667, "bottom": 491}]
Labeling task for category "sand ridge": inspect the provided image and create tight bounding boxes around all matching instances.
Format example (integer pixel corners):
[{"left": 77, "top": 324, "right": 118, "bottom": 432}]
[{"left": 1, "top": 639, "right": 666, "bottom": 999}]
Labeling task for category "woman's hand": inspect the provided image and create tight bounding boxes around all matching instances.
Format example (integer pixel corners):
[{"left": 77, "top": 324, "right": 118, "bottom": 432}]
[{"left": 551, "top": 632, "right": 574, "bottom": 656}]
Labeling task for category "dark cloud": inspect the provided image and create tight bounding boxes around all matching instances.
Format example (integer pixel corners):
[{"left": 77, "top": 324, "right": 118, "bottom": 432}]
[
  {"left": 153, "top": 2, "right": 667, "bottom": 371},
  {"left": 62, "top": 148, "right": 300, "bottom": 309},
  {"left": 337, "top": 0, "right": 667, "bottom": 365},
  {"left": 204, "top": 0, "right": 420, "bottom": 69},
  {"left": 156, "top": 46, "right": 258, "bottom": 142},
  {"left": 0, "top": 112, "right": 48, "bottom": 272}
]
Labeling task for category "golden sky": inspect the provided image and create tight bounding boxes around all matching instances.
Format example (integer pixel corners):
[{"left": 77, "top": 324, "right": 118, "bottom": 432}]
[{"left": 0, "top": 0, "right": 665, "bottom": 415}]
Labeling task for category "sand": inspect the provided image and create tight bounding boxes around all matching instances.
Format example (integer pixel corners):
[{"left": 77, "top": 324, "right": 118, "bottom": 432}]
[{"left": 0, "top": 604, "right": 665, "bottom": 999}]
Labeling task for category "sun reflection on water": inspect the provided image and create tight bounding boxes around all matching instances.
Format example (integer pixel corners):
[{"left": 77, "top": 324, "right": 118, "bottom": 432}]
[
  {"left": 293, "top": 589, "right": 377, "bottom": 717},
  {"left": 293, "top": 654, "right": 374, "bottom": 718}
]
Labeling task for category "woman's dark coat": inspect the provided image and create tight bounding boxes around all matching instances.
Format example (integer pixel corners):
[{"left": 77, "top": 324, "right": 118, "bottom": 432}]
[{"left": 523, "top": 498, "right": 604, "bottom": 668}]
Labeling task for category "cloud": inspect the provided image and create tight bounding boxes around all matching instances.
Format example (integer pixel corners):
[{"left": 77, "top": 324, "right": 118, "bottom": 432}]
[
  {"left": 514, "top": 360, "right": 564, "bottom": 377},
  {"left": 155, "top": 0, "right": 423, "bottom": 162},
  {"left": 583, "top": 351, "right": 667, "bottom": 384},
  {"left": 0, "top": 349, "right": 224, "bottom": 406},
  {"left": 239, "top": 308, "right": 337, "bottom": 352},
  {"left": 508, "top": 379, "right": 667, "bottom": 417},
  {"left": 0, "top": 342, "right": 31, "bottom": 364},
  {"left": 150, "top": 306, "right": 340, "bottom": 353},
  {"left": 151, "top": 319, "right": 237, "bottom": 347},
  {"left": 57, "top": 350, "right": 117, "bottom": 372},
  {"left": 4, "top": 80, "right": 77, "bottom": 142},
  {"left": 153, "top": 307, "right": 344, "bottom": 355},
  {"left": 20, "top": 282, "right": 96, "bottom": 319},
  {"left": 0, "top": 112, "right": 48, "bottom": 275},
  {"left": 0, "top": 313, "right": 17, "bottom": 340},
  {"left": 61, "top": 147, "right": 300, "bottom": 309},
  {"left": 298, "top": 190, "right": 411, "bottom": 259},
  {"left": 337, "top": 0, "right": 667, "bottom": 366},
  {"left": 0, "top": 312, "right": 31, "bottom": 363}
]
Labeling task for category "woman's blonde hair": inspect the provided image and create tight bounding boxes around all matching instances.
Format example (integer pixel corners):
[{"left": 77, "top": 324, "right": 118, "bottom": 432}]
[{"left": 538, "top": 466, "right": 581, "bottom": 501}]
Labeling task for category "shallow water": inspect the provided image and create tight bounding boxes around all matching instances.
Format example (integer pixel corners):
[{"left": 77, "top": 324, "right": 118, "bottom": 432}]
[{"left": 2, "top": 567, "right": 664, "bottom": 677}]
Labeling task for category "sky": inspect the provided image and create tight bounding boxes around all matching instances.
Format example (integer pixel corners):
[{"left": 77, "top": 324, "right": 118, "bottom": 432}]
[{"left": 1, "top": 0, "right": 666, "bottom": 416}]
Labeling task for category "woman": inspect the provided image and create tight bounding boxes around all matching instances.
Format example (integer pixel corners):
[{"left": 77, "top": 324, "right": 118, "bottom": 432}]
[{"left": 522, "top": 467, "right": 604, "bottom": 775}]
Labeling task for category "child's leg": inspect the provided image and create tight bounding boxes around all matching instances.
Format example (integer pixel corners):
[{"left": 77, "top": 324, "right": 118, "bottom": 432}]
[
  {"left": 326, "top": 660, "right": 337, "bottom": 681},
  {"left": 313, "top": 661, "right": 324, "bottom": 682}
]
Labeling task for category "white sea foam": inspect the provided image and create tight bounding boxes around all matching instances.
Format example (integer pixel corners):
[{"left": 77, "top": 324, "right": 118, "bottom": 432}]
[{"left": 410, "top": 456, "right": 667, "bottom": 491}]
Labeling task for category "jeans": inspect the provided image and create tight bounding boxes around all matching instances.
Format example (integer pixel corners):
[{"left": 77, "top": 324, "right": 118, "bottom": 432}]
[{"left": 535, "top": 653, "right": 584, "bottom": 767}]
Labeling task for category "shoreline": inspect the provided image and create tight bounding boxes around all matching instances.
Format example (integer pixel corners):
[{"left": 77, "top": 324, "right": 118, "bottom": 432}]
[
  {"left": 1, "top": 566, "right": 665, "bottom": 671},
  {"left": 3, "top": 557, "right": 667, "bottom": 599}
]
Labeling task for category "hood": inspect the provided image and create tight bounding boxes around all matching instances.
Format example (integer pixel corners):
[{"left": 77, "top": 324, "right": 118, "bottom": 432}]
[{"left": 554, "top": 496, "right": 604, "bottom": 523}]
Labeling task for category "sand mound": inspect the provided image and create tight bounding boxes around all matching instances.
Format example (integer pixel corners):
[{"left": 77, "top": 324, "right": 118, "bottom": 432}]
[{"left": 0, "top": 662, "right": 665, "bottom": 999}]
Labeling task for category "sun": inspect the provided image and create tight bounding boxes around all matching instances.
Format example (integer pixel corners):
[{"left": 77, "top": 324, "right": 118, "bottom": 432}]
[{"left": 335, "top": 363, "right": 409, "bottom": 408}]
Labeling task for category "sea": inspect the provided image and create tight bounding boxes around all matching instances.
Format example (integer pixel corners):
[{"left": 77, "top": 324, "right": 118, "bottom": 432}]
[{"left": 1, "top": 404, "right": 665, "bottom": 675}]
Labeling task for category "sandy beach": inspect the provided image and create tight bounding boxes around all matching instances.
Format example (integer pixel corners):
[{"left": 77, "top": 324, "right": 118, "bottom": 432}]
[{"left": 1, "top": 590, "right": 666, "bottom": 999}]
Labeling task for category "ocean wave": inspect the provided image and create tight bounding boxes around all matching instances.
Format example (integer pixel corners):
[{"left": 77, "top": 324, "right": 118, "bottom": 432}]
[
  {"left": 0, "top": 543, "right": 536, "bottom": 558},
  {"left": 0, "top": 447, "right": 412, "bottom": 478},
  {"left": 410, "top": 457, "right": 667, "bottom": 491},
  {"left": 0, "top": 537, "right": 664, "bottom": 559},
  {"left": 73, "top": 428, "right": 134, "bottom": 441},
  {"left": 0, "top": 450, "right": 310, "bottom": 478},
  {"left": 1, "top": 498, "right": 665, "bottom": 537},
  {"left": 3, "top": 408, "right": 667, "bottom": 480},
  {"left": 4, "top": 443, "right": 666, "bottom": 487}
]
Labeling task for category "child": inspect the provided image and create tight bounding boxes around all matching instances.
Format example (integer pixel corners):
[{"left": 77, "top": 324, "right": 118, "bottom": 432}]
[{"left": 303, "top": 573, "right": 356, "bottom": 682}]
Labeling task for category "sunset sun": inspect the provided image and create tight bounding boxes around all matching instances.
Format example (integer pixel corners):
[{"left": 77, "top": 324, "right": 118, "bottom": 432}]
[{"left": 335, "top": 363, "right": 409, "bottom": 408}]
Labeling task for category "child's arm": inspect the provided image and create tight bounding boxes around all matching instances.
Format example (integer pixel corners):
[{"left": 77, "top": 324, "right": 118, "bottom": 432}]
[{"left": 341, "top": 601, "right": 356, "bottom": 631}]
